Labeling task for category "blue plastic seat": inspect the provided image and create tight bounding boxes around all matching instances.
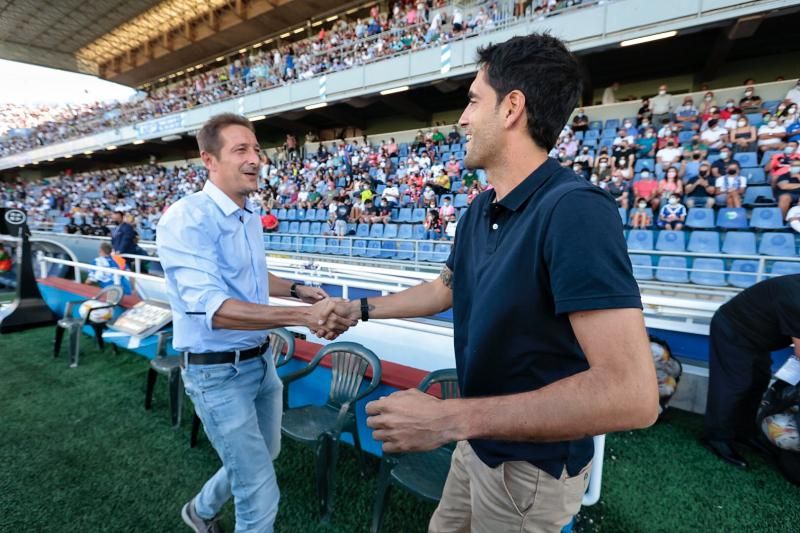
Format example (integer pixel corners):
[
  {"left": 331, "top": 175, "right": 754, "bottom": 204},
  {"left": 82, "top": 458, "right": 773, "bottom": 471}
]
[
  {"left": 301, "top": 237, "right": 315, "bottom": 253},
  {"left": 356, "top": 224, "right": 370, "bottom": 237},
  {"left": 313, "top": 238, "right": 327, "bottom": 254},
  {"left": 746, "top": 113, "right": 763, "bottom": 128},
  {"left": 270, "top": 235, "right": 282, "bottom": 250},
  {"left": 380, "top": 240, "right": 397, "bottom": 259},
  {"left": 618, "top": 208, "right": 627, "bottom": 226},
  {"left": 722, "top": 232, "right": 757, "bottom": 255},
  {"left": 288, "top": 221, "right": 301, "bottom": 234},
  {"left": 728, "top": 260, "right": 760, "bottom": 288},
  {"left": 678, "top": 131, "right": 694, "bottom": 144},
  {"left": 750, "top": 207, "right": 784, "bottom": 230},
  {"left": 413, "top": 224, "right": 426, "bottom": 240},
  {"left": 743, "top": 187, "right": 776, "bottom": 207},
  {"left": 656, "top": 256, "right": 689, "bottom": 283},
  {"left": 433, "top": 244, "right": 452, "bottom": 263},
  {"left": 316, "top": 208, "right": 328, "bottom": 221},
  {"left": 278, "top": 221, "right": 290, "bottom": 233},
  {"left": 280, "top": 236, "right": 294, "bottom": 252},
  {"left": 588, "top": 121, "right": 602, "bottom": 131},
  {"left": 685, "top": 208, "right": 715, "bottom": 229},
  {"left": 352, "top": 240, "right": 367, "bottom": 256},
  {"left": 326, "top": 239, "right": 341, "bottom": 255},
  {"left": 411, "top": 209, "right": 426, "bottom": 223},
  {"left": 299, "top": 221, "right": 310, "bottom": 235},
  {"left": 397, "top": 225, "right": 413, "bottom": 240},
  {"left": 296, "top": 209, "right": 306, "bottom": 221},
  {"left": 770, "top": 261, "right": 800, "bottom": 277},
  {"left": 627, "top": 230, "right": 654, "bottom": 251},
  {"left": 690, "top": 258, "right": 727, "bottom": 286},
  {"left": 383, "top": 224, "right": 399, "bottom": 239},
  {"left": 454, "top": 194, "right": 468, "bottom": 208},
  {"left": 629, "top": 254, "right": 654, "bottom": 280},
  {"left": 370, "top": 224, "right": 385, "bottom": 238},
  {"left": 741, "top": 167, "right": 766, "bottom": 185},
  {"left": 418, "top": 242, "right": 434, "bottom": 262},
  {"left": 604, "top": 118, "right": 620, "bottom": 130},
  {"left": 733, "top": 152, "right": 758, "bottom": 167},
  {"left": 310, "top": 222, "right": 322, "bottom": 235},
  {"left": 584, "top": 129, "right": 599, "bottom": 141},
  {"left": 655, "top": 231, "right": 686, "bottom": 252},
  {"left": 758, "top": 233, "right": 796, "bottom": 257},
  {"left": 715, "top": 208, "right": 748, "bottom": 230},
  {"left": 687, "top": 231, "right": 720, "bottom": 253},
  {"left": 366, "top": 240, "right": 382, "bottom": 258},
  {"left": 635, "top": 159, "right": 655, "bottom": 172},
  {"left": 397, "top": 208, "right": 412, "bottom": 223},
  {"left": 286, "top": 209, "right": 298, "bottom": 221},
  {"left": 760, "top": 150, "right": 781, "bottom": 166},
  {"left": 397, "top": 242, "right": 415, "bottom": 260},
  {"left": 277, "top": 208, "right": 287, "bottom": 219}
]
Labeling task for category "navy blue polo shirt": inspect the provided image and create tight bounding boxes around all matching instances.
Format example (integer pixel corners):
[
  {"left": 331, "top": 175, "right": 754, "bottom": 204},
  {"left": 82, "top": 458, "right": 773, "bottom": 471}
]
[{"left": 446, "top": 157, "right": 642, "bottom": 479}]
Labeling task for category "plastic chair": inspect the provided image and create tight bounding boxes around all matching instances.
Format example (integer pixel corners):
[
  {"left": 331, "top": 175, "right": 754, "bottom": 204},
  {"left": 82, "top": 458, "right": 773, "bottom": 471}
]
[
  {"left": 433, "top": 243, "right": 452, "bottom": 262},
  {"left": 750, "top": 207, "right": 784, "bottom": 230},
  {"left": 629, "top": 254, "right": 654, "bottom": 280},
  {"left": 742, "top": 167, "right": 766, "bottom": 185},
  {"left": 733, "top": 152, "right": 758, "bottom": 167},
  {"left": 370, "top": 369, "right": 459, "bottom": 533},
  {"left": 655, "top": 231, "right": 686, "bottom": 252},
  {"left": 618, "top": 208, "right": 627, "bottom": 226},
  {"left": 397, "top": 225, "right": 413, "bottom": 240},
  {"left": 411, "top": 209, "right": 426, "bottom": 223},
  {"left": 396, "top": 208, "right": 412, "bottom": 223},
  {"left": 743, "top": 187, "right": 776, "bottom": 207},
  {"left": 626, "top": 230, "right": 654, "bottom": 251},
  {"left": 715, "top": 208, "right": 748, "bottom": 230},
  {"left": 758, "top": 233, "right": 796, "bottom": 257},
  {"left": 728, "top": 260, "right": 760, "bottom": 288},
  {"left": 770, "top": 261, "right": 800, "bottom": 277},
  {"left": 370, "top": 225, "right": 385, "bottom": 238},
  {"left": 356, "top": 224, "right": 370, "bottom": 238},
  {"left": 412, "top": 224, "right": 427, "bottom": 241},
  {"left": 655, "top": 256, "right": 689, "bottom": 283},
  {"left": 690, "top": 258, "right": 727, "bottom": 286},
  {"left": 144, "top": 332, "right": 184, "bottom": 426},
  {"left": 281, "top": 342, "right": 382, "bottom": 521},
  {"left": 383, "top": 224, "right": 399, "bottom": 239},
  {"left": 687, "top": 231, "right": 720, "bottom": 254},
  {"left": 722, "top": 232, "right": 756, "bottom": 255},
  {"left": 685, "top": 208, "right": 715, "bottom": 229},
  {"left": 396, "top": 241, "right": 414, "bottom": 260},
  {"left": 53, "top": 285, "right": 124, "bottom": 368}
]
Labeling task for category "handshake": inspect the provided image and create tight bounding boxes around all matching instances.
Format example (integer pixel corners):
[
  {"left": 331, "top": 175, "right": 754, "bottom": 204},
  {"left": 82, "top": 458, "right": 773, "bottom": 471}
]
[{"left": 304, "top": 297, "right": 363, "bottom": 341}]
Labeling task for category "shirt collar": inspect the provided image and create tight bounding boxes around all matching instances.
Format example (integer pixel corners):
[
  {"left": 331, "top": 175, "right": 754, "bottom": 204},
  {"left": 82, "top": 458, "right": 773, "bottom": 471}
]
[
  {"left": 203, "top": 180, "right": 245, "bottom": 217},
  {"left": 488, "top": 157, "right": 560, "bottom": 213}
]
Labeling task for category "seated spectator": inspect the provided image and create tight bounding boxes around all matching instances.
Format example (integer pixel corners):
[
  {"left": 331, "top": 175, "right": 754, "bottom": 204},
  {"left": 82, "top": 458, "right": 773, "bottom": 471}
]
[
  {"left": 657, "top": 119, "right": 679, "bottom": 149},
  {"left": 787, "top": 110, "right": 800, "bottom": 143},
  {"left": 431, "top": 169, "right": 451, "bottom": 194},
  {"left": 636, "top": 128, "right": 658, "bottom": 158},
  {"left": 85, "top": 242, "right": 132, "bottom": 295},
  {"left": 765, "top": 141, "right": 800, "bottom": 186},
  {"left": 682, "top": 134, "right": 709, "bottom": 160},
  {"left": 637, "top": 98, "right": 653, "bottom": 126},
  {"left": 574, "top": 145, "right": 594, "bottom": 173},
  {"left": 360, "top": 198, "right": 390, "bottom": 225},
  {"left": 431, "top": 127, "right": 446, "bottom": 145},
  {"left": 684, "top": 163, "right": 716, "bottom": 208},
  {"left": 757, "top": 115, "right": 787, "bottom": 153},
  {"left": 658, "top": 167, "right": 684, "bottom": 206},
  {"left": 606, "top": 173, "right": 630, "bottom": 210},
  {"left": 786, "top": 79, "right": 800, "bottom": 105},
  {"left": 700, "top": 91, "right": 717, "bottom": 117},
  {"left": 572, "top": 108, "right": 589, "bottom": 132},
  {"left": 423, "top": 209, "right": 444, "bottom": 240},
  {"left": 700, "top": 118, "right": 729, "bottom": 151},
  {"left": 634, "top": 171, "right": 660, "bottom": 211},
  {"left": 657, "top": 194, "right": 687, "bottom": 230},
  {"left": 656, "top": 138, "right": 683, "bottom": 169},
  {"left": 730, "top": 115, "right": 757, "bottom": 153},
  {"left": 448, "top": 126, "right": 462, "bottom": 144},
  {"left": 776, "top": 160, "right": 800, "bottom": 218},
  {"left": 444, "top": 213, "right": 458, "bottom": 240},
  {"left": 786, "top": 197, "right": 800, "bottom": 233},
  {"left": 715, "top": 164, "right": 747, "bottom": 207},
  {"left": 630, "top": 199, "right": 653, "bottom": 229},
  {"left": 381, "top": 180, "right": 400, "bottom": 208},
  {"left": 572, "top": 162, "right": 587, "bottom": 180},
  {"left": 445, "top": 154, "right": 461, "bottom": 179},
  {"left": 439, "top": 196, "right": 456, "bottom": 219},
  {"left": 711, "top": 147, "right": 738, "bottom": 179},
  {"left": 260, "top": 208, "right": 279, "bottom": 232},
  {"left": 739, "top": 85, "right": 762, "bottom": 113},
  {"left": 613, "top": 128, "right": 635, "bottom": 147},
  {"left": 466, "top": 182, "right": 482, "bottom": 205},
  {"left": 675, "top": 96, "right": 699, "bottom": 125}
]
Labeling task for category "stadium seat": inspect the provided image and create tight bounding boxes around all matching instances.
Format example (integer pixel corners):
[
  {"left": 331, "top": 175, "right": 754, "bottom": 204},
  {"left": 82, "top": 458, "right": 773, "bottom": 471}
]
[
  {"left": 397, "top": 242, "right": 415, "bottom": 260},
  {"left": 760, "top": 149, "right": 780, "bottom": 165},
  {"left": 433, "top": 243, "right": 452, "bottom": 263},
  {"left": 288, "top": 221, "right": 300, "bottom": 234},
  {"left": 743, "top": 186, "right": 776, "bottom": 207},
  {"left": 584, "top": 130, "right": 599, "bottom": 141},
  {"left": 418, "top": 242, "right": 434, "bottom": 262},
  {"left": 601, "top": 128, "right": 617, "bottom": 139},
  {"left": 627, "top": 230, "right": 654, "bottom": 251},
  {"left": 310, "top": 222, "right": 322, "bottom": 235},
  {"left": 366, "top": 240, "right": 382, "bottom": 258},
  {"left": 278, "top": 221, "right": 290, "bottom": 233},
  {"left": 326, "top": 239, "right": 341, "bottom": 255},
  {"left": 733, "top": 152, "right": 758, "bottom": 167},
  {"left": 316, "top": 208, "right": 328, "bottom": 221},
  {"left": 690, "top": 258, "right": 727, "bottom": 286},
  {"left": 762, "top": 99, "right": 781, "bottom": 114},
  {"left": 280, "top": 236, "right": 294, "bottom": 252},
  {"left": 383, "top": 224, "right": 399, "bottom": 239},
  {"left": 628, "top": 207, "right": 654, "bottom": 225},
  {"left": 263, "top": 236, "right": 272, "bottom": 250},
  {"left": 356, "top": 223, "right": 370, "bottom": 237},
  {"left": 715, "top": 208, "right": 748, "bottom": 230},
  {"left": 313, "top": 238, "right": 327, "bottom": 254},
  {"left": 604, "top": 119, "right": 619, "bottom": 130},
  {"left": 412, "top": 224, "right": 426, "bottom": 240},
  {"left": 746, "top": 113, "right": 763, "bottom": 128},
  {"left": 770, "top": 261, "right": 800, "bottom": 277},
  {"left": 299, "top": 221, "right": 310, "bottom": 235},
  {"left": 380, "top": 241, "right": 397, "bottom": 259},
  {"left": 656, "top": 256, "right": 689, "bottom": 283},
  {"left": 370, "top": 224, "right": 385, "bottom": 238},
  {"left": 629, "top": 254, "right": 654, "bottom": 280},
  {"left": 728, "top": 260, "right": 760, "bottom": 288},
  {"left": 749, "top": 207, "right": 784, "bottom": 230},
  {"left": 687, "top": 231, "right": 720, "bottom": 253},
  {"left": 270, "top": 235, "right": 282, "bottom": 250},
  {"left": 655, "top": 231, "right": 686, "bottom": 252},
  {"left": 301, "top": 237, "right": 315, "bottom": 253},
  {"left": 397, "top": 225, "right": 413, "bottom": 240},
  {"left": 722, "top": 232, "right": 757, "bottom": 255},
  {"left": 741, "top": 167, "right": 767, "bottom": 185},
  {"left": 588, "top": 121, "right": 602, "bottom": 131},
  {"left": 685, "top": 208, "right": 715, "bottom": 229},
  {"left": 634, "top": 159, "right": 655, "bottom": 172},
  {"left": 758, "top": 233, "right": 796, "bottom": 256},
  {"left": 286, "top": 209, "right": 297, "bottom": 221},
  {"left": 397, "top": 208, "right": 412, "bottom": 223},
  {"left": 411, "top": 209, "right": 426, "bottom": 223},
  {"left": 352, "top": 240, "right": 367, "bottom": 256},
  {"left": 678, "top": 131, "right": 694, "bottom": 144},
  {"left": 454, "top": 194, "right": 468, "bottom": 208},
  {"left": 618, "top": 208, "right": 627, "bottom": 226},
  {"left": 296, "top": 209, "right": 306, "bottom": 221},
  {"left": 277, "top": 208, "right": 287, "bottom": 220}
]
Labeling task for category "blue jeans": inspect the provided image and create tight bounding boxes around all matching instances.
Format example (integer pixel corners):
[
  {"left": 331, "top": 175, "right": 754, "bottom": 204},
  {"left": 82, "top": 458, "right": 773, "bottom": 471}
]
[{"left": 181, "top": 352, "right": 283, "bottom": 532}]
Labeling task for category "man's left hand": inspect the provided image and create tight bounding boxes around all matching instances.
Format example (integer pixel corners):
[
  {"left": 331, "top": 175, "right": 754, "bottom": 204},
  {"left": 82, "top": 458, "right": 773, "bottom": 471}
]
[
  {"left": 366, "top": 389, "right": 463, "bottom": 453},
  {"left": 296, "top": 285, "right": 328, "bottom": 304}
]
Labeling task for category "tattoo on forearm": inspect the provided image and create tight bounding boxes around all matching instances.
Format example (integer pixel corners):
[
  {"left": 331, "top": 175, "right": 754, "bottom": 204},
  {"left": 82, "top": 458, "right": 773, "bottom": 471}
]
[{"left": 440, "top": 266, "right": 454, "bottom": 289}]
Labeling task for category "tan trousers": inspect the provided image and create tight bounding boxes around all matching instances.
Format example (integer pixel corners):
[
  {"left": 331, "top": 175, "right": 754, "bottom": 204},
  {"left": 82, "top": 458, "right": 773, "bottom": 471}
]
[{"left": 429, "top": 441, "right": 590, "bottom": 533}]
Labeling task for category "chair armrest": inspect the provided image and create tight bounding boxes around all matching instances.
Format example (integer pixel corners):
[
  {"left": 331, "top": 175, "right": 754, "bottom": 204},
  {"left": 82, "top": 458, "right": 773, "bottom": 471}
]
[
  {"left": 155, "top": 331, "right": 173, "bottom": 357},
  {"left": 280, "top": 362, "right": 317, "bottom": 386},
  {"left": 63, "top": 299, "right": 87, "bottom": 316}
]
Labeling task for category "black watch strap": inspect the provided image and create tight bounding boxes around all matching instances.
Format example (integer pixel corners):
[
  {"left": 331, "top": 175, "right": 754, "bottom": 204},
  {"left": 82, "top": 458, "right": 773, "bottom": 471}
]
[
  {"left": 360, "top": 297, "right": 370, "bottom": 322},
  {"left": 290, "top": 283, "right": 299, "bottom": 298}
]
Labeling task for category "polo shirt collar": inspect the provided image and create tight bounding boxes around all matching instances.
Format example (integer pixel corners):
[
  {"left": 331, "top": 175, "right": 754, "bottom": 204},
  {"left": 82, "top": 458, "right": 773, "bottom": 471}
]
[
  {"left": 493, "top": 157, "right": 560, "bottom": 212},
  {"left": 203, "top": 180, "right": 247, "bottom": 217}
]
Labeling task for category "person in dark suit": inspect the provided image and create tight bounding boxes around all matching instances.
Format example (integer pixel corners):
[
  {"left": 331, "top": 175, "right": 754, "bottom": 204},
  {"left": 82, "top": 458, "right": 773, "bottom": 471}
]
[{"left": 110, "top": 210, "right": 137, "bottom": 269}]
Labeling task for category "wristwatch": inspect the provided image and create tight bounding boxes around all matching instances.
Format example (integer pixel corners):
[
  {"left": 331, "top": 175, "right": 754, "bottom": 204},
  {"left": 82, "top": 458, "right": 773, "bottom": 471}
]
[
  {"left": 290, "top": 283, "right": 300, "bottom": 298},
  {"left": 360, "top": 297, "right": 370, "bottom": 322}
]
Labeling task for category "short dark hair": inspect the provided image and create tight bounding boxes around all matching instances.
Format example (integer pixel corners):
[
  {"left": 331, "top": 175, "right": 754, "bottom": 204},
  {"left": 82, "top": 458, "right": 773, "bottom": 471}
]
[
  {"left": 99, "top": 242, "right": 112, "bottom": 254},
  {"left": 197, "top": 113, "right": 255, "bottom": 157},
  {"left": 477, "top": 33, "right": 582, "bottom": 151}
]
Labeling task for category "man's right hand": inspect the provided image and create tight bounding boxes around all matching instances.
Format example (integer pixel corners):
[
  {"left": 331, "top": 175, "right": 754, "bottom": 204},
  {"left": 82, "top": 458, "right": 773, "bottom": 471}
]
[{"left": 306, "top": 298, "right": 360, "bottom": 341}]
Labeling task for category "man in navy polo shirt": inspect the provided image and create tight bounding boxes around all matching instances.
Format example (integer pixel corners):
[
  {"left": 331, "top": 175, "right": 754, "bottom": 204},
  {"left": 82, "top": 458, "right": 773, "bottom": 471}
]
[{"left": 330, "top": 33, "right": 659, "bottom": 531}]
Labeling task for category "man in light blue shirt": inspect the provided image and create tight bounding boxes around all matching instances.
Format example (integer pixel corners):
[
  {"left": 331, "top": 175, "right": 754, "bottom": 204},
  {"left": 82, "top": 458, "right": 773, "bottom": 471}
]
[{"left": 157, "top": 113, "right": 354, "bottom": 533}]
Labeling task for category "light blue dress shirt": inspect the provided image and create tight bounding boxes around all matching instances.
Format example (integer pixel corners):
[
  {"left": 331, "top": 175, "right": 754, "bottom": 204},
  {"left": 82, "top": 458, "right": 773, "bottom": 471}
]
[{"left": 156, "top": 180, "right": 270, "bottom": 352}]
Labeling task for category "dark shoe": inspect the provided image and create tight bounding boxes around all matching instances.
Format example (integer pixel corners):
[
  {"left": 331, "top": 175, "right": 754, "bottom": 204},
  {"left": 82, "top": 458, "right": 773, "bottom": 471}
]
[
  {"left": 181, "top": 499, "right": 224, "bottom": 533},
  {"left": 703, "top": 438, "right": 748, "bottom": 468},
  {"left": 737, "top": 435, "right": 774, "bottom": 458}
]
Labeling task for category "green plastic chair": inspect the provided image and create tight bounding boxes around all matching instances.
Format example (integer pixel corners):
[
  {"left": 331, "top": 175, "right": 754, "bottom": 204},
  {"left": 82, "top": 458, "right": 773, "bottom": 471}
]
[
  {"left": 370, "top": 368, "right": 460, "bottom": 533},
  {"left": 281, "top": 341, "right": 382, "bottom": 521},
  {"left": 189, "top": 328, "right": 296, "bottom": 447}
]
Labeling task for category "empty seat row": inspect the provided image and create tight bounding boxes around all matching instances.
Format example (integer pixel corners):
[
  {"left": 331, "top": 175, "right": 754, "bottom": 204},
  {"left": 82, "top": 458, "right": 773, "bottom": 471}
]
[
  {"left": 630, "top": 255, "right": 800, "bottom": 288},
  {"left": 626, "top": 229, "right": 797, "bottom": 257},
  {"left": 264, "top": 235, "right": 451, "bottom": 262}
]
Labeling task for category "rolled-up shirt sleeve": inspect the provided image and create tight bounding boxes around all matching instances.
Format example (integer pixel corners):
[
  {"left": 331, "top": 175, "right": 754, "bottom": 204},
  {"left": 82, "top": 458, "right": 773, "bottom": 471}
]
[{"left": 156, "top": 210, "right": 230, "bottom": 331}]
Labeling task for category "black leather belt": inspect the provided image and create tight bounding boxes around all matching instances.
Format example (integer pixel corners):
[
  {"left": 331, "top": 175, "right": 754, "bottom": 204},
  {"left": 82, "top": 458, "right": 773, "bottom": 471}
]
[{"left": 183, "top": 338, "right": 270, "bottom": 366}]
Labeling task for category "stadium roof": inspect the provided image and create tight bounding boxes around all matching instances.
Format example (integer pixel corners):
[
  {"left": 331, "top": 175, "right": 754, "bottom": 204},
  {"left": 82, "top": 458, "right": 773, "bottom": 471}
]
[{"left": 0, "top": 0, "right": 351, "bottom": 87}]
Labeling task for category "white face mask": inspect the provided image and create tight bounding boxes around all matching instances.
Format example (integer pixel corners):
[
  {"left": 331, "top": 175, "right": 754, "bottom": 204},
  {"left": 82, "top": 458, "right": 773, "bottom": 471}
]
[
  {"left": 768, "top": 121, "right": 778, "bottom": 128},
  {"left": 720, "top": 152, "right": 730, "bottom": 160},
  {"left": 745, "top": 91, "right": 753, "bottom": 97},
  {"left": 641, "top": 172, "right": 650, "bottom": 178},
  {"left": 638, "top": 202, "right": 647, "bottom": 209},
  {"left": 590, "top": 176, "right": 598, "bottom": 184},
  {"left": 791, "top": 166, "right": 800, "bottom": 175},
  {"left": 738, "top": 120, "right": 746, "bottom": 127},
  {"left": 659, "top": 90, "right": 666, "bottom": 95},
  {"left": 668, "top": 197, "right": 679, "bottom": 205}
]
